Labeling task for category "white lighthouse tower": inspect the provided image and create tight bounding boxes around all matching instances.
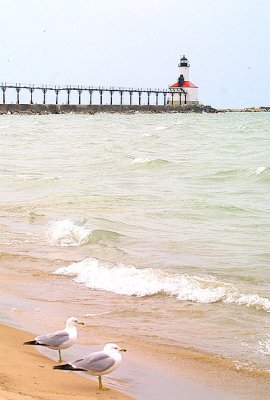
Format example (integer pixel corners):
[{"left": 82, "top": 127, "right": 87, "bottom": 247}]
[{"left": 168, "top": 55, "right": 199, "bottom": 105}]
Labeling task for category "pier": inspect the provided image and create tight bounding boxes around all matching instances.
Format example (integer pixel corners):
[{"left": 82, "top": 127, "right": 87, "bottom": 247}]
[
  {"left": 0, "top": 82, "right": 219, "bottom": 113},
  {"left": 0, "top": 83, "right": 188, "bottom": 107}
]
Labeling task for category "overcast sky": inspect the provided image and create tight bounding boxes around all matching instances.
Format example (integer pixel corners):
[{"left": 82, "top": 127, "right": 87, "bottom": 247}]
[{"left": 1, "top": 0, "right": 269, "bottom": 108}]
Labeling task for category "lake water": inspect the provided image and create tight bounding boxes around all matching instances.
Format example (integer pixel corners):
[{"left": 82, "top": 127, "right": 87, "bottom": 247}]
[{"left": 0, "top": 111, "right": 270, "bottom": 379}]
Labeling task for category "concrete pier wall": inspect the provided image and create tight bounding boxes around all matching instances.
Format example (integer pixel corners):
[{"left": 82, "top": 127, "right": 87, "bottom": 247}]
[{"left": 0, "top": 104, "right": 218, "bottom": 114}]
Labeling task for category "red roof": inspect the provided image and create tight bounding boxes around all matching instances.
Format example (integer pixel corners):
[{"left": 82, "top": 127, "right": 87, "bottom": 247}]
[{"left": 170, "top": 81, "right": 198, "bottom": 88}]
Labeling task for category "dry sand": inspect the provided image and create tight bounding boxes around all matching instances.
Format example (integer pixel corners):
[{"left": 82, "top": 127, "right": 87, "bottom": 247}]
[{"left": 0, "top": 323, "right": 133, "bottom": 400}]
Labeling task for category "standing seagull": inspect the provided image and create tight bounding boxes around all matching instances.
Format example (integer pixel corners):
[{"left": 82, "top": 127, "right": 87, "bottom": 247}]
[
  {"left": 24, "top": 317, "right": 84, "bottom": 363},
  {"left": 53, "top": 343, "right": 126, "bottom": 391}
]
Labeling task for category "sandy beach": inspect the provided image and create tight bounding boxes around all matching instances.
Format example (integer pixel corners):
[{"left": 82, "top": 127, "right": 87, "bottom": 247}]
[
  {"left": 1, "top": 316, "right": 270, "bottom": 400},
  {"left": 1, "top": 242, "right": 270, "bottom": 400},
  {"left": 0, "top": 322, "right": 133, "bottom": 400},
  {"left": 1, "top": 249, "right": 270, "bottom": 399}
]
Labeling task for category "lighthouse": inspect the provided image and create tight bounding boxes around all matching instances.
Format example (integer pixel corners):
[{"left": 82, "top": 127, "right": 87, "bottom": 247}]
[{"left": 168, "top": 55, "right": 199, "bottom": 105}]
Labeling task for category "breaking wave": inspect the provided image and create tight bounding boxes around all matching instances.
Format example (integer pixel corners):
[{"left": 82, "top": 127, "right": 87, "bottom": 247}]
[
  {"left": 53, "top": 258, "right": 270, "bottom": 312},
  {"left": 46, "top": 219, "right": 122, "bottom": 247},
  {"left": 46, "top": 219, "right": 92, "bottom": 246},
  {"left": 131, "top": 157, "right": 170, "bottom": 167},
  {"left": 251, "top": 166, "right": 270, "bottom": 176}
]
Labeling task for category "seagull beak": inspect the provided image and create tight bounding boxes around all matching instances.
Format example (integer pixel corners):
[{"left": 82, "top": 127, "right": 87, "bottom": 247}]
[
  {"left": 120, "top": 348, "right": 127, "bottom": 352},
  {"left": 78, "top": 321, "right": 84, "bottom": 325}
]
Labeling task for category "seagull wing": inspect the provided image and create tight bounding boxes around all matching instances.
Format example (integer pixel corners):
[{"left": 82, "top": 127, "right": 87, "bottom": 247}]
[
  {"left": 36, "top": 330, "right": 70, "bottom": 347},
  {"left": 72, "top": 352, "right": 115, "bottom": 373}
]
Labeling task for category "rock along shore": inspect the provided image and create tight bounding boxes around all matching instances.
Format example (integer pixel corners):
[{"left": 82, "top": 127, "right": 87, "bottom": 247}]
[
  {"left": 218, "top": 106, "right": 269, "bottom": 113},
  {"left": 0, "top": 103, "right": 218, "bottom": 114}
]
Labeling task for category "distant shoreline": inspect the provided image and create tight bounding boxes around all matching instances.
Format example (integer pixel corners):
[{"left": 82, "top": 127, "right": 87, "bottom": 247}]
[
  {"left": 0, "top": 104, "right": 268, "bottom": 115},
  {"left": 218, "top": 106, "right": 269, "bottom": 113}
]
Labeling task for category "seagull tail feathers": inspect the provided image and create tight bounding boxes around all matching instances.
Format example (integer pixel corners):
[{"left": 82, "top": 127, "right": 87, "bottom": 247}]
[
  {"left": 23, "top": 340, "right": 45, "bottom": 346},
  {"left": 53, "top": 364, "right": 86, "bottom": 371}
]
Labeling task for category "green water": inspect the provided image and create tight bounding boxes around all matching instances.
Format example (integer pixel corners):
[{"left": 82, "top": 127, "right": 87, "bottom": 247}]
[{"left": 0, "top": 112, "right": 270, "bottom": 373}]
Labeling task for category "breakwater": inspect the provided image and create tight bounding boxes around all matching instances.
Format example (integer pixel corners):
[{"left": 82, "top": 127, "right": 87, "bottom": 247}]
[{"left": 0, "top": 104, "right": 218, "bottom": 114}]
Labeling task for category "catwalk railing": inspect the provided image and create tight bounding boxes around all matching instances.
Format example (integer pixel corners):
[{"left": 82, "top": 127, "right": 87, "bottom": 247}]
[{"left": 0, "top": 83, "right": 188, "bottom": 106}]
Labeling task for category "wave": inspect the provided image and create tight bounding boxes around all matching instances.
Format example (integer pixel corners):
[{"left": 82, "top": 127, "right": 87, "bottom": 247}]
[
  {"left": 46, "top": 219, "right": 123, "bottom": 247},
  {"left": 210, "top": 166, "right": 270, "bottom": 181},
  {"left": 28, "top": 210, "right": 46, "bottom": 219},
  {"left": 211, "top": 168, "right": 246, "bottom": 180},
  {"left": 89, "top": 229, "right": 123, "bottom": 243},
  {"left": 83, "top": 311, "right": 112, "bottom": 317},
  {"left": 152, "top": 126, "right": 169, "bottom": 131},
  {"left": 251, "top": 166, "right": 270, "bottom": 176},
  {"left": 131, "top": 157, "right": 170, "bottom": 167},
  {"left": 249, "top": 166, "right": 270, "bottom": 182},
  {"left": 46, "top": 219, "right": 92, "bottom": 246},
  {"left": 0, "top": 173, "right": 59, "bottom": 186},
  {"left": 53, "top": 258, "right": 270, "bottom": 312}
]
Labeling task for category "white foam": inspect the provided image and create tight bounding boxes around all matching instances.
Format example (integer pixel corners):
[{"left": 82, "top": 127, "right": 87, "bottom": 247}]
[
  {"left": 251, "top": 166, "right": 270, "bottom": 176},
  {"left": 223, "top": 292, "right": 270, "bottom": 310},
  {"left": 257, "top": 335, "right": 270, "bottom": 355},
  {"left": 130, "top": 157, "right": 169, "bottom": 166},
  {"left": 254, "top": 166, "right": 267, "bottom": 175},
  {"left": 152, "top": 126, "right": 169, "bottom": 131},
  {"left": 131, "top": 157, "right": 152, "bottom": 165},
  {"left": 46, "top": 219, "right": 92, "bottom": 247},
  {"left": 83, "top": 311, "right": 112, "bottom": 317},
  {"left": 53, "top": 258, "right": 270, "bottom": 311}
]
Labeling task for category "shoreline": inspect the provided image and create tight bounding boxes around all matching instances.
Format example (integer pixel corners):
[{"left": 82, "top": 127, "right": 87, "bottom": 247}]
[
  {"left": 1, "top": 258, "right": 270, "bottom": 400},
  {"left": 2, "top": 315, "right": 270, "bottom": 400},
  {"left": 0, "top": 322, "right": 133, "bottom": 400}
]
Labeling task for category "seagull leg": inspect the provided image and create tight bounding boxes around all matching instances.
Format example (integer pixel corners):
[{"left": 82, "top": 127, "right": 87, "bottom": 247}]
[
  {"left": 98, "top": 375, "right": 109, "bottom": 391},
  {"left": 58, "top": 350, "right": 63, "bottom": 363}
]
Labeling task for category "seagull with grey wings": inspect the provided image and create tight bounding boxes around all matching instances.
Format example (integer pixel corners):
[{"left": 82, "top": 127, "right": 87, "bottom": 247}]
[
  {"left": 24, "top": 317, "right": 84, "bottom": 363},
  {"left": 53, "top": 343, "right": 126, "bottom": 391}
]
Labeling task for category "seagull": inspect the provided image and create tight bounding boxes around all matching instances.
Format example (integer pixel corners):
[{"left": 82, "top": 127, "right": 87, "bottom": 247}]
[
  {"left": 53, "top": 343, "right": 126, "bottom": 391},
  {"left": 24, "top": 317, "right": 84, "bottom": 363}
]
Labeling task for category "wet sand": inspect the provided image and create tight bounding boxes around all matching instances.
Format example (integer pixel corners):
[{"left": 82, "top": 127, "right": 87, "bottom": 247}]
[
  {"left": 2, "top": 320, "right": 270, "bottom": 400},
  {"left": 0, "top": 322, "right": 133, "bottom": 400}
]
